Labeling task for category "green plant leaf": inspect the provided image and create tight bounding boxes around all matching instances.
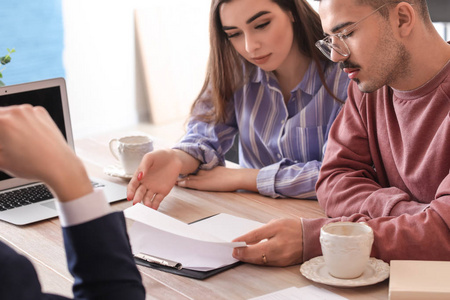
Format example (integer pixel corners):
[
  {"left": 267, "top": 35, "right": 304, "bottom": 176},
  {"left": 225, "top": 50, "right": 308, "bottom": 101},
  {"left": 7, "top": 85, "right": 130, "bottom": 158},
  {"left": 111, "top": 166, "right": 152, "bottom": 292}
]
[{"left": 1, "top": 56, "right": 11, "bottom": 65}]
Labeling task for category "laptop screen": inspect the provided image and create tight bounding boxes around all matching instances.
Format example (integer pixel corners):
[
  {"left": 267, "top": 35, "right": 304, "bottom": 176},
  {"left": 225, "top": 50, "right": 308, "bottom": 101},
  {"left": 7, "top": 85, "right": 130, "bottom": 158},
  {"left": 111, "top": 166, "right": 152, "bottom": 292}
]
[{"left": 0, "top": 79, "right": 70, "bottom": 183}]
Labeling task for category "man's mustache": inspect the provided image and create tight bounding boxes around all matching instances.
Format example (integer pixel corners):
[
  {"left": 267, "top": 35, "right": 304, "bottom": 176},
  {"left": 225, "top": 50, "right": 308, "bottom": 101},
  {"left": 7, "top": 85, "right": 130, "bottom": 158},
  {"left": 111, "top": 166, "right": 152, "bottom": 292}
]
[{"left": 340, "top": 61, "right": 361, "bottom": 70}]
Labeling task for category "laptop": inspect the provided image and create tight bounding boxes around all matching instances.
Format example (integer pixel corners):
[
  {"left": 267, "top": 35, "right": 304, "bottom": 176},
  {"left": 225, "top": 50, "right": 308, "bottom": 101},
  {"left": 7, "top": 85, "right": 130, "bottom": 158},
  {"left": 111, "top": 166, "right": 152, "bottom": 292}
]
[{"left": 0, "top": 78, "right": 127, "bottom": 225}]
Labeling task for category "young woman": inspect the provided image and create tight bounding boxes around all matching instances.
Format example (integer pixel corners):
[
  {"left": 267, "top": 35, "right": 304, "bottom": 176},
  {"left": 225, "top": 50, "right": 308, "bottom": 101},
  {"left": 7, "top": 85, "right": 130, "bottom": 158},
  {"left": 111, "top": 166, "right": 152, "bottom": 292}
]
[{"left": 127, "top": 0, "right": 349, "bottom": 209}]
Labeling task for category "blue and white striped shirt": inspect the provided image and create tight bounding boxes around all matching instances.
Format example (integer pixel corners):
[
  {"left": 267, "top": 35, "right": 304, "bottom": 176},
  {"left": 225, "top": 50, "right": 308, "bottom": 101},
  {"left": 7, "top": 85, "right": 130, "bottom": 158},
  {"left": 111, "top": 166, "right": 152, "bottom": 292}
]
[{"left": 174, "top": 61, "right": 349, "bottom": 199}]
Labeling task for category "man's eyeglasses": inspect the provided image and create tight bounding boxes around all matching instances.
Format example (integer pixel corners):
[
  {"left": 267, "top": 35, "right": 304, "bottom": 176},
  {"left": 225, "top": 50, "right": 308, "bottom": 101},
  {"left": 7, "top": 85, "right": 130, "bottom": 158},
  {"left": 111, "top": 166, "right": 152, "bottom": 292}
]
[{"left": 315, "top": 2, "right": 395, "bottom": 60}]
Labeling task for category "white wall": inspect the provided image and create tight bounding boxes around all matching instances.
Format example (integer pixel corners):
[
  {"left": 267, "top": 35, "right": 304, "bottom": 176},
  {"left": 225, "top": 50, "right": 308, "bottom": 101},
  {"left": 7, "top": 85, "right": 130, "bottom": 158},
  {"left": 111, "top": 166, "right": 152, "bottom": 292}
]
[
  {"left": 309, "top": 0, "right": 319, "bottom": 11},
  {"left": 62, "top": 0, "right": 318, "bottom": 139},
  {"left": 134, "top": 4, "right": 210, "bottom": 125},
  {"left": 62, "top": 0, "right": 210, "bottom": 139},
  {"left": 63, "top": 0, "right": 136, "bottom": 138}
]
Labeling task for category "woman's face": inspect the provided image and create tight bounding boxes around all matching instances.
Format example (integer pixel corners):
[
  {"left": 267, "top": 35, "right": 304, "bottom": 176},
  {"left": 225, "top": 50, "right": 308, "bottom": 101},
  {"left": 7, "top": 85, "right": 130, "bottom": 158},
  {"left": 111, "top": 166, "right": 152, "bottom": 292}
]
[{"left": 220, "top": 0, "right": 296, "bottom": 72}]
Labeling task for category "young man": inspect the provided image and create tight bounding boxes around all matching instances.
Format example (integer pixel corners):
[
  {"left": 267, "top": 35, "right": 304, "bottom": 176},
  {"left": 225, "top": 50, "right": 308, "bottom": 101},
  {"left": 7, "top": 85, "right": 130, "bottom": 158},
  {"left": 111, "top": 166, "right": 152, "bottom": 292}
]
[
  {"left": 232, "top": 0, "right": 450, "bottom": 266},
  {"left": 0, "top": 105, "right": 145, "bottom": 299}
]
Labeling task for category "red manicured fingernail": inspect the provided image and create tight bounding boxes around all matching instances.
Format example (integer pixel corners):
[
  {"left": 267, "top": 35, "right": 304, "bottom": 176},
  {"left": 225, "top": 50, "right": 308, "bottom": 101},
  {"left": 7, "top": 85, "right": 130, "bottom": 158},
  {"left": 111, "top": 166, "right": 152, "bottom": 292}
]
[{"left": 137, "top": 171, "right": 143, "bottom": 181}]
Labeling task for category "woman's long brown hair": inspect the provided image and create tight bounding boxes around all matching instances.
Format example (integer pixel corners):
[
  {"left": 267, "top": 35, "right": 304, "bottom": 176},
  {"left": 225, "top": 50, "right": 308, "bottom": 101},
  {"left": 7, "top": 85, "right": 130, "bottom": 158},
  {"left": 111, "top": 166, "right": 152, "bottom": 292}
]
[{"left": 191, "top": 0, "right": 343, "bottom": 124}]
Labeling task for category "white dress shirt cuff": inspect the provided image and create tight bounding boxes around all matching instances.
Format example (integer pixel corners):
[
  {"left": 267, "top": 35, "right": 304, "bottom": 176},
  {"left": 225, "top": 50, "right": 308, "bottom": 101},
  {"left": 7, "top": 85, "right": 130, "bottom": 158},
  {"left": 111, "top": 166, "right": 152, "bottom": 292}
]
[{"left": 55, "top": 189, "right": 112, "bottom": 227}]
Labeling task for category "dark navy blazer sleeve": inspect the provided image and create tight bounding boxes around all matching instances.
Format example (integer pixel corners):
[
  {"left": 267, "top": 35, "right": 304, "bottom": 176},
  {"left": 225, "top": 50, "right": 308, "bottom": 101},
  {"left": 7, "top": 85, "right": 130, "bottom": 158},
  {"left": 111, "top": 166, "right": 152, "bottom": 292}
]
[{"left": 0, "top": 212, "right": 145, "bottom": 300}]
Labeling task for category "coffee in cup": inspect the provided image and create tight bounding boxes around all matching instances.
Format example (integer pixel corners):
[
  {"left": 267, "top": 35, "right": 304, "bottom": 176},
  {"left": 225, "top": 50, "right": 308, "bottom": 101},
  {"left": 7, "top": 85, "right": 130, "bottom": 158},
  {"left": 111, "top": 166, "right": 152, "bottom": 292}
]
[
  {"left": 109, "top": 135, "right": 153, "bottom": 175},
  {"left": 320, "top": 222, "right": 374, "bottom": 279}
]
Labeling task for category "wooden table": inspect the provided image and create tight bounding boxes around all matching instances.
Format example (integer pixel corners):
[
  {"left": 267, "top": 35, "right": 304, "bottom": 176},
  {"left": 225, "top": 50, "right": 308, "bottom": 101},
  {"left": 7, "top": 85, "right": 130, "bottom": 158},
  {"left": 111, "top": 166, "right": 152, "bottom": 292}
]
[{"left": 0, "top": 125, "right": 389, "bottom": 299}]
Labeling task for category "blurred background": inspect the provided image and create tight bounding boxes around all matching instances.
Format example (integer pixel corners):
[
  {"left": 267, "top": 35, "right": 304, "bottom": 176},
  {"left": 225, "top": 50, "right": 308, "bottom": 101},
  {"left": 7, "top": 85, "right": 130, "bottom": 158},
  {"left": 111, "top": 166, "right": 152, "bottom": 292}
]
[{"left": 0, "top": 0, "right": 448, "bottom": 139}]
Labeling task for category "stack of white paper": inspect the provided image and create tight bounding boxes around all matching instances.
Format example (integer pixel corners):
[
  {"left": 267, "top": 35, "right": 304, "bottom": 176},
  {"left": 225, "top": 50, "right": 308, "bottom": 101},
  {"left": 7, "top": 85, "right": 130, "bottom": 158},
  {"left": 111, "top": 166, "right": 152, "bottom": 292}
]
[{"left": 124, "top": 203, "right": 264, "bottom": 271}]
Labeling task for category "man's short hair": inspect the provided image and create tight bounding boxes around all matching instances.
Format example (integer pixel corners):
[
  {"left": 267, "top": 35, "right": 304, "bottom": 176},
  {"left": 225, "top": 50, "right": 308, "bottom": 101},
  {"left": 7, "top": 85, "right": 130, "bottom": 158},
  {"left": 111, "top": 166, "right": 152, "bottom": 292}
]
[{"left": 315, "top": 0, "right": 431, "bottom": 22}]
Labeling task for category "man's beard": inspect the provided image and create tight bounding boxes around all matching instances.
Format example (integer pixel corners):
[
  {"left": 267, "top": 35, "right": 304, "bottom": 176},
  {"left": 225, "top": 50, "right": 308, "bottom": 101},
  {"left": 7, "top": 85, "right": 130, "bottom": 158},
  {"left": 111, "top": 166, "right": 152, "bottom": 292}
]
[{"left": 339, "top": 38, "right": 411, "bottom": 93}]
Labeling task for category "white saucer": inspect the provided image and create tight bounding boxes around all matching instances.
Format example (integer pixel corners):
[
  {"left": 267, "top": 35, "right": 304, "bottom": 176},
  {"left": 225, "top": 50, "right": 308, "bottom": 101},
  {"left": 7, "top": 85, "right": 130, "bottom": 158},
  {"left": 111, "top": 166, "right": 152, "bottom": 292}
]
[
  {"left": 104, "top": 165, "right": 133, "bottom": 180},
  {"left": 300, "top": 256, "right": 389, "bottom": 288}
]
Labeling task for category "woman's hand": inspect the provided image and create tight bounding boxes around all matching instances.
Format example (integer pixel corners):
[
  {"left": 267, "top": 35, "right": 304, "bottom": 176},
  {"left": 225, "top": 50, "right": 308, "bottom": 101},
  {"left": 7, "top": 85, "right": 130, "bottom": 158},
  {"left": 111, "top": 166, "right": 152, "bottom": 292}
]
[
  {"left": 232, "top": 218, "right": 304, "bottom": 266},
  {"left": 127, "top": 149, "right": 183, "bottom": 209},
  {"left": 127, "top": 149, "right": 202, "bottom": 209},
  {"left": 177, "top": 166, "right": 258, "bottom": 192}
]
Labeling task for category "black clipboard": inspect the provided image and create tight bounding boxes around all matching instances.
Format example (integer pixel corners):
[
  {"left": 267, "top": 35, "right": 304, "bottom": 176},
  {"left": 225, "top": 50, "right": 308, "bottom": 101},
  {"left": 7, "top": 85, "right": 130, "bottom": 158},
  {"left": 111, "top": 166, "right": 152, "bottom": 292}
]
[
  {"left": 134, "top": 256, "right": 242, "bottom": 280},
  {"left": 133, "top": 214, "right": 243, "bottom": 280}
]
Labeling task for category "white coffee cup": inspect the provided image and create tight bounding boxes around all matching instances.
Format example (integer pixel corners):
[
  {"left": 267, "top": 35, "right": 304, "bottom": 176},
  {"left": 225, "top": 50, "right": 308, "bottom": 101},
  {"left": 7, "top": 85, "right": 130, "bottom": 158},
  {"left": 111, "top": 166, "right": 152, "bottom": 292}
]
[
  {"left": 109, "top": 135, "right": 153, "bottom": 175},
  {"left": 320, "top": 222, "right": 374, "bottom": 279}
]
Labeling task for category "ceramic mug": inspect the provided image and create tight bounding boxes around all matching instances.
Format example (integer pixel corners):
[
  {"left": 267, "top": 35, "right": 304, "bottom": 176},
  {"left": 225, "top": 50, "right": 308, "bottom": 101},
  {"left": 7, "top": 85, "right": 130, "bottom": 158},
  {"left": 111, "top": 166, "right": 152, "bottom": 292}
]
[
  {"left": 320, "top": 222, "right": 374, "bottom": 279},
  {"left": 109, "top": 135, "right": 153, "bottom": 175}
]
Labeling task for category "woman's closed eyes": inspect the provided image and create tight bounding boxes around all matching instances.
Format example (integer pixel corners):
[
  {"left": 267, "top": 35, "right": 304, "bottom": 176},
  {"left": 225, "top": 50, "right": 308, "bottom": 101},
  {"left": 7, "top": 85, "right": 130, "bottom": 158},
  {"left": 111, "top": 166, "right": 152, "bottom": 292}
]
[{"left": 225, "top": 21, "right": 270, "bottom": 39}]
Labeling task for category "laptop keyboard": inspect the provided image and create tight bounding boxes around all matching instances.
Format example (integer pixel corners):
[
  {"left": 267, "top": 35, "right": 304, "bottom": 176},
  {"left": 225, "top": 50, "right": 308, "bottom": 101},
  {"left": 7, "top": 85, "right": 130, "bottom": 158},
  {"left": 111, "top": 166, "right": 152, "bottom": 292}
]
[{"left": 0, "top": 181, "right": 104, "bottom": 211}]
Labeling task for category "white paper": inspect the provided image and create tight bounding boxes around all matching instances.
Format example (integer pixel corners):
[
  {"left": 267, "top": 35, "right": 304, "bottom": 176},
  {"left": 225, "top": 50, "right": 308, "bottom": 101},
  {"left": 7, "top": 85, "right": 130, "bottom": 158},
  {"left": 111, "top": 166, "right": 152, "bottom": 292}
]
[
  {"left": 249, "top": 286, "right": 348, "bottom": 300},
  {"left": 124, "top": 203, "right": 264, "bottom": 271},
  {"left": 189, "top": 212, "right": 265, "bottom": 242}
]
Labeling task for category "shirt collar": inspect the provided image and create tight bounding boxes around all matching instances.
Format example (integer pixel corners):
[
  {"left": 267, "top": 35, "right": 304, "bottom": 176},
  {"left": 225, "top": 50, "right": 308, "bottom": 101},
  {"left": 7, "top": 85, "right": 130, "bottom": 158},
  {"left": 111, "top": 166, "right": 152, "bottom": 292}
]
[
  {"left": 296, "top": 60, "right": 325, "bottom": 96},
  {"left": 249, "top": 60, "right": 325, "bottom": 96},
  {"left": 250, "top": 67, "right": 265, "bottom": 84}
]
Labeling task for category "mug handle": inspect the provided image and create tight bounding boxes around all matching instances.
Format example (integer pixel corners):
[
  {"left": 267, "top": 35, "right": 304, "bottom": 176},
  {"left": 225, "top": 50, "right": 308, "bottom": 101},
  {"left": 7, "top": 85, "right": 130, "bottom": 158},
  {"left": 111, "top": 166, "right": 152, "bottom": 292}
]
[{"left": 109, "top": 139, "right": 120, "bottom": 161}]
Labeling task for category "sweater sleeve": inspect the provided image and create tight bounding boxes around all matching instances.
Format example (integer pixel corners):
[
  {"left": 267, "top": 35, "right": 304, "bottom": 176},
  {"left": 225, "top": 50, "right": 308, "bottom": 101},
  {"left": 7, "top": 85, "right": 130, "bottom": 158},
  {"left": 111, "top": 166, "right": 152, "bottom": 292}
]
[
  {"left": 315, "top": 83, "right": 428, "bottom": 219},
  {"left": 306, "top": 81, "right": 450, "bottom": 262},
  {"left": 303, "top": 180, "right": 450, "bottom": 262}
]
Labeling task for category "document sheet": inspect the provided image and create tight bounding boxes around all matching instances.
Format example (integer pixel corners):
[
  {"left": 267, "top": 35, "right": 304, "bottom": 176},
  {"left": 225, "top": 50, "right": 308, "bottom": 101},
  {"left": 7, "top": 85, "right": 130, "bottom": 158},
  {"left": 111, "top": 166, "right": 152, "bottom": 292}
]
[
  {"left": 124, "top": 203, "right": 264, "bottom": 271},
  {"left": 249, "top": 286, "right": 348, "bottom": 300}
]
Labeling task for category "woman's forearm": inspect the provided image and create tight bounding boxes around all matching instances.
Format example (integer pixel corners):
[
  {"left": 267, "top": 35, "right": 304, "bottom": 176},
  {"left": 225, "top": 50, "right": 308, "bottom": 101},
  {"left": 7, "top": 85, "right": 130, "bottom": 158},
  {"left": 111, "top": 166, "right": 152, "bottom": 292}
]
[
  {"left": 173, "top": 149, "right": 202, "bottom": 175},
  {"left": 233, "top": 168, "right": 259, "bottom": 192}
]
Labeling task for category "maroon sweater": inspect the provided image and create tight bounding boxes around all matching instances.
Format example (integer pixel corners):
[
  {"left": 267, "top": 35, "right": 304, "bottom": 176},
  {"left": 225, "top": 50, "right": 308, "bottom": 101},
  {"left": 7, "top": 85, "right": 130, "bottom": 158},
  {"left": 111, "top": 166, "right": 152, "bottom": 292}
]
[{"left": 303, "top": 61, "right": 450, "bottom": 262}]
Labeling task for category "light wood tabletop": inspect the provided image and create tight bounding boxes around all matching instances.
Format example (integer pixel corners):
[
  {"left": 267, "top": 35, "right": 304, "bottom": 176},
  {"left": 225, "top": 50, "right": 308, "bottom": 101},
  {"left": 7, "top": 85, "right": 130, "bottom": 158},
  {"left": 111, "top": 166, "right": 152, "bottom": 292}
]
[{"left": 0, "top": 125, "right": 389, "bottom": 300}]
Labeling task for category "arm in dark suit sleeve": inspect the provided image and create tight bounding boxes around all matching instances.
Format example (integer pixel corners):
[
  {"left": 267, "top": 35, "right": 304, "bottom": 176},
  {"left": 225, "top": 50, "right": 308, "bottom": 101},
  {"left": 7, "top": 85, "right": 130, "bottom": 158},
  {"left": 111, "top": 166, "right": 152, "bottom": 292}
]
[
  {"left": 63, "top": 211, "right": 145, "bottom": 300},
  {"left": 0, "top": 241, "right": 71, "bottom": 300}
]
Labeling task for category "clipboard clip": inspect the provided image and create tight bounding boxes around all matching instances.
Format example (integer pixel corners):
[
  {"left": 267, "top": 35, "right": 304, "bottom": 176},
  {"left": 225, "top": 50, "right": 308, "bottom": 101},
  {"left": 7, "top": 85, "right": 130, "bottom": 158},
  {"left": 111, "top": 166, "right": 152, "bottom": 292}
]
[{"left": 134, "top": 252, "right": 183, "bottom": 270}]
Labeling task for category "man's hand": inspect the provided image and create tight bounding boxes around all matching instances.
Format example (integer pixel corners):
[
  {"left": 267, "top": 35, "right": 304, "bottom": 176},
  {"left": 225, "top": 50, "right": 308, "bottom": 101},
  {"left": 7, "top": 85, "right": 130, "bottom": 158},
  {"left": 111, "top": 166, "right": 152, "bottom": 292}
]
[
  {"left": 0, "top": 105, "right": 92, "bottom": 201},
  {"left": 232, "top": 218, "right": 304, "bottom": 266}
]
